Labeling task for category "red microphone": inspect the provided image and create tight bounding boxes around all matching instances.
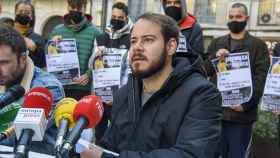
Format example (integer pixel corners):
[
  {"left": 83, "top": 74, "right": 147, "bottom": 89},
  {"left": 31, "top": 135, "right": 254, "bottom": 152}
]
[
  {"left": 14, "top": 87, "right": 53, "bottom": 158},
  {"left": 23, "top": 87, "right": 53, "bottom": 117},
  {"left": 60, "top": 95, "right": 104, "bottom": 157}
]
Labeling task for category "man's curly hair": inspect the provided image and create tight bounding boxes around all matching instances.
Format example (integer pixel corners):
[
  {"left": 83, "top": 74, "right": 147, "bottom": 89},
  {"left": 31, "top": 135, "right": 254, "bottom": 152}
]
[
  {"left": 67, "top": 0, "right": 87, "bottom": 10},
  {"left": 0, "top": 24, "right": 26, "bottom": 58}
]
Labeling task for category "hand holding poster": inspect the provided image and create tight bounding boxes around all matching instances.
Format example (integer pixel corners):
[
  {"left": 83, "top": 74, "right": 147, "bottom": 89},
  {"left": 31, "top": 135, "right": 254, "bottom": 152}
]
[
  {"left": 46, "top": 38, "right": 80, "bottom": 85},
  {"left": 211, "top": 52, "right": 253, "bottom": 107},
  {"left": 261, "top": 57, "right": 280, "bottom": 112}
]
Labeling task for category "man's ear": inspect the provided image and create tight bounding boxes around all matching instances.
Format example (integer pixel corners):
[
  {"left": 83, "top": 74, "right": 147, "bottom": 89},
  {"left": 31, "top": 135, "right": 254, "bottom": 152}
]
[
  {"left": 19, "top": 53, "right": 27, "bottom": 67},
  {"left": 166, "top": 38, "right": 177, "bottom": 56},
  {"left": 125, "top": 16, "right": 129, "bottom": 23}
]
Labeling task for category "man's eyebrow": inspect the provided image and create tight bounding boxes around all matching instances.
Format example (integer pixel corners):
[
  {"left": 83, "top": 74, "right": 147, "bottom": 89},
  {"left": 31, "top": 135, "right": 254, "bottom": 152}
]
[{"left": 131, "top": 34, "right": 157, "bottom": 39}]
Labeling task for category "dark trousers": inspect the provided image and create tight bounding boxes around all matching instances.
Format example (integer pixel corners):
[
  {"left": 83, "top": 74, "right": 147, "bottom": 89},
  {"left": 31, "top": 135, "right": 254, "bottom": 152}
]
[{"left": 220, "top": 121, "right": 253, "bottom": 158}]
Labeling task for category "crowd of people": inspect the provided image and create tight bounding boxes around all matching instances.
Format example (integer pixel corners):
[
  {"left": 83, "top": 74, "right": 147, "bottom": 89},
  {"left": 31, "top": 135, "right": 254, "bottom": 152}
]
[{"left": 0, "top": 0, "right": 279, "bottom": 158}]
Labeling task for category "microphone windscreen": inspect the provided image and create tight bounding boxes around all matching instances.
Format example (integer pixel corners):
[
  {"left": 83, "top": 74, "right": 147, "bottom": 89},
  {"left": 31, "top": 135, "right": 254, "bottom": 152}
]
[
  {"left": 0, "top": 85, "right": 25, "bottom": 108},
  {"left": 73, "top": 95, "right": 104, "bottom": 128},
  {"left": 23, "top": 87, "right": 53, "bottom": 117},
  {"left": 55, "top": 98, "right": 78, "bottom": 128}
]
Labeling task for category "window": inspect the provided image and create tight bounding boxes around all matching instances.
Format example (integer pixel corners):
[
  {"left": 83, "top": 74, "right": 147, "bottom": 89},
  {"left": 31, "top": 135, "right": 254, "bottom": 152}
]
[
  {"left": 194, "top": 0, "right": 217, "bottom": 24},
  {"left": 258, "top": 0, "right": 280, "bottom": 25}
]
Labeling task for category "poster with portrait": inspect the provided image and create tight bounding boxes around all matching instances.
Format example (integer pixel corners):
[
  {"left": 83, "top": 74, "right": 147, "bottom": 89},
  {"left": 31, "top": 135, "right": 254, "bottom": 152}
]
[
  {"left": 176, "top": 32, "right": 189, "bottom": 53},
  {"left": 46, "top": 38, "right": 80, "bottom": 85},
  {"left": 92, "top": 47, "right": 128, "bottom": 102},
  {"left": 211, "top": 52, "right": 252, "bottom": 107},
  {"left": 261, "top": 57, "right": 280, "bottom": 112}
]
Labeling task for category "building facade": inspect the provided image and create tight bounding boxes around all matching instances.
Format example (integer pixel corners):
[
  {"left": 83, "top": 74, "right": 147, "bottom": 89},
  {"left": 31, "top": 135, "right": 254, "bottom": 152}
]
[{"left": 1, "top": 0, "right": 280, "bottom": 52}]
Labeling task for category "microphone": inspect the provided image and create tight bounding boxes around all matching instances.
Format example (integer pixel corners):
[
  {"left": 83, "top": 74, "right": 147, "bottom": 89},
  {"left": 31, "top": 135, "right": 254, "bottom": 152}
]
[
  {"left": 60, "top": 95, "right": 104, "bottom": 157},
  {"left": 0, "top": 127, "right": 15, "bottom": 142},
  {"left": 54, "top": 98, "right": 78, "bottom": 152},
  {"left": 0, "top": 85, "right": 25, "bottom": 109},
  {"left": 13, "top": 87, "right": 53, "bottom": 158}
]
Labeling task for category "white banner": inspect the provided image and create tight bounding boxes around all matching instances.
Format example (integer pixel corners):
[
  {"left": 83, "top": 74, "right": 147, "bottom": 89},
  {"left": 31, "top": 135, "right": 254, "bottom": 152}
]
[
  {"left": 212, "top": 52, "right": 252, "bottom": 107},
  {"left": 46, "top": 38, "right": 80, "bottom": 85},
  {"left": 261, "top": 57, "right": 280, "bottom": 112}
]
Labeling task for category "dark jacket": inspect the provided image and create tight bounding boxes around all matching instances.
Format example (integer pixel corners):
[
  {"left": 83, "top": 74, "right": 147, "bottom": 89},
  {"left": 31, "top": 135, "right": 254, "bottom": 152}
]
[
  {"left": 100, "top": 55, "right": 222, "bottom": 158},
  {"left": 205, "top": 32, "right": 270, "bottom": 124},
  {"left": 162, "top": 0, "right": 204, "bottom": 58},
  {"left": 179, "top": 14, "right": 205, "bottom": 58},
  {"left": 273, "top": 42, "right": 280, "bottom": 56},
  {"left": 27, "top": 31, "right": 46, "bottom": 68}
]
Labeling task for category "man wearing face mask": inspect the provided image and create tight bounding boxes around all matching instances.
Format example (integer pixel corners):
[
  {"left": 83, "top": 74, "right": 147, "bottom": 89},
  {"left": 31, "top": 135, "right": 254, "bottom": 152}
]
[
  {"left": 162, "top": 0, "right": 204, "bottom": 58},
  {"left": 205, "top": 3, "right": 270, "bottom": 158},
  {"left": 14, "top": 0, "right": 46, "bottom": 68},
  {"left": 49, "top": 0, "right": 102, "bottom": 100},
  {"left": 88, "top": 2, "right": 133, "bottom": 145}
]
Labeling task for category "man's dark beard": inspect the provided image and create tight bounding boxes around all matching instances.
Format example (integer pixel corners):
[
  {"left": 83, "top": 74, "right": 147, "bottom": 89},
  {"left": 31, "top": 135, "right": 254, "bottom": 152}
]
[
  {"left": 6, "top": 65, "right": 25, "bottom": 89},
  {"left": 132, "top": 48, "right": 167, "bottom": 79}
]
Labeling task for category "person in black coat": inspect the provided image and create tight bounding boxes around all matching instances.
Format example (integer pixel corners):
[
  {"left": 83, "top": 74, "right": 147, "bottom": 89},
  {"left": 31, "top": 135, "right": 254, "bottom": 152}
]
[
  {"left": 162, "top": 0, "right": 204, "bottom": 59},
  {"left": 81, "top": 13, "right": 222, "bottom": 158},
  {"left": 272, "top": 43, "right": 280, "bottom": 148},
  {"left": 14, "top": 0, "right": 46, "bottom": 68}
]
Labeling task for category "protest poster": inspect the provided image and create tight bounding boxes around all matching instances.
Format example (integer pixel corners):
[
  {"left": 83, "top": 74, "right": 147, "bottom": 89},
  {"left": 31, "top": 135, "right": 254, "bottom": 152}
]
[
  {"left": 92, "top": 48, "right": 128, "bottom": 102},
  {"left": 212, "top": 52, "right": 252, "bottom": 107},
  {"left": 261, "top": 57, "right": 280, "bottom": 112},
  {"left": 46, "top": 38, "right": 80, "bottom": 85}
]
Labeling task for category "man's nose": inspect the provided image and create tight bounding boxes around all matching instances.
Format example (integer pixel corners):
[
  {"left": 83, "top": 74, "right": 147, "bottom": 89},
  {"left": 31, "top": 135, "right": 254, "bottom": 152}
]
[
  {"left": 70, "top": 8, "right": 79, "bottom": 12},
  {"left": 132, "top": 41, "right": 145, "bottom": 53}
]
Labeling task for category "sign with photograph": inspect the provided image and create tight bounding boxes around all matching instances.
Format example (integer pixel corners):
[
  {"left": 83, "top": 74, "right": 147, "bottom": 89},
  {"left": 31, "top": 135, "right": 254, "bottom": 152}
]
[
  {"left": 212, "top": 52, "right": 252, "bottom": 107},
  {"left": 92, "top": 48, "right": 128, "bottom": 102},
  {"left": 46, "top": 38, "right": 80, "bottom": 85},
  {"left": 261, "top": 56, "right": 280, "bottom": 112}
]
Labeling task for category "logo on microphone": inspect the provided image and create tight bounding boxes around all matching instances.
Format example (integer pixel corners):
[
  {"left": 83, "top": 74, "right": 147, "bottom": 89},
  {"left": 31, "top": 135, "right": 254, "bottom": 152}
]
[
  {"left": 27, "top": 91, "right": 52, "bottom": 103},
  {"left": 96, "top": 101, "right": 104, "bottom": 118},
  {"left": 80, "top": 97, "right": 92, "bottom": 104}
]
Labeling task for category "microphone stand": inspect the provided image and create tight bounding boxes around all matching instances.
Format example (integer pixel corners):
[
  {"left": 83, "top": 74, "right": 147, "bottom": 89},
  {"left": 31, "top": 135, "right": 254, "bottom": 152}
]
[{"left": 15, "top": 129, "right": 34, "bottom": 158}]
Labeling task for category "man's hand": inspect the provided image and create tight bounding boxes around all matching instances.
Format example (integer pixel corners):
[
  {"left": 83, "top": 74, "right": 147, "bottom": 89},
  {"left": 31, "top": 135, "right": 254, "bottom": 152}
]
[
  {"left": 95, "top": 48, "right": 104, "bottom": 58},
  {"left": 105, "top": 101, "right": 113, "bottom": 107},
  {"left": 80, "top": 147, "right": 103, "bottom": 158},
  {"left": 216, "top": 48, "right": 229, "bottom": 59},
  {"left": 24, "top": 37, "right": 37, "bottom": 52},
  {"left": 52, "top": 35, "right": 62, "bottom": 43},
  {"left": 73, "top": 74, "right": 90, "bottom": 86},
  {"left": 230, "top": 105, "right": 244, "bottom": 112}
]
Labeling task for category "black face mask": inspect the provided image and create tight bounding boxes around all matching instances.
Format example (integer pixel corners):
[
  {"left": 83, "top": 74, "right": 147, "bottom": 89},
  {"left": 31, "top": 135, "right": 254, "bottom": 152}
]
[
  {"left": 15, "top": 14, "right": 32, "bottom": 25},
  {"left": 165, "top": 6, "right": 182, "bottom": 22},
  {"left": 227, "top": 21, "right": 247, "bottom": 33},
  {"left": 67, "top": 11, "right": 83, "bottom": 24},
  {"left": 110, "top": 19, "right": 126, "bottom": 30}
]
